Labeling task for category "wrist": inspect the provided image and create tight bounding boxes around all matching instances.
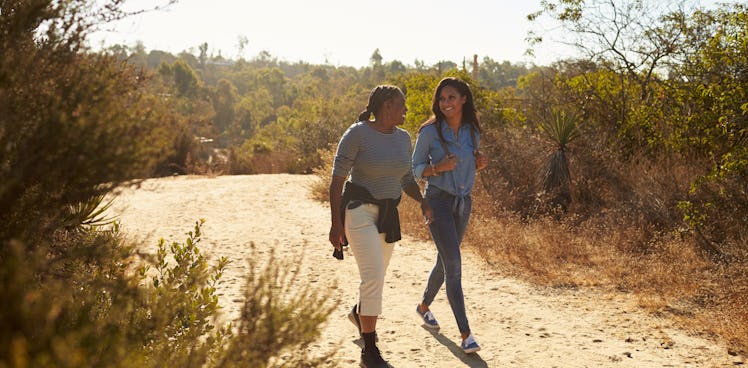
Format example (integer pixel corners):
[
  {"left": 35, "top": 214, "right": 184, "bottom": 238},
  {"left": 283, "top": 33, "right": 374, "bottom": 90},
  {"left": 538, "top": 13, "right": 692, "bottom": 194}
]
[{"left": 429, "top": 162, "right": 439, "bottom": 176}]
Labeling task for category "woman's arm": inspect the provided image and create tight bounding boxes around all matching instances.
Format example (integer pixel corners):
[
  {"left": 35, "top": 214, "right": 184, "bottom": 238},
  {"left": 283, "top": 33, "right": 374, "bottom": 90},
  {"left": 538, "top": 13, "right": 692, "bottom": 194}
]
[
  {"left": 412, "top": 132, "right": 429, "bottom": 179},
  {"left": 413, "top": 128, "right": 448, "bottom": 178},
  {"left": 329, "top": 175, "right": 347, "bottom": 249}
]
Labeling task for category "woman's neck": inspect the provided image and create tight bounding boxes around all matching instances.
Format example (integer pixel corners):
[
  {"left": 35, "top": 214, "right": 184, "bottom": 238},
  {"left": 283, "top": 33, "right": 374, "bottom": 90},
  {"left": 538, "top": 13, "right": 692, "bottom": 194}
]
[
  {"left": 445, "top": 116, "right": 462, "bottom": 135},
  {"left": 370, "top": 119, "right": 395, "bottom": 134}
]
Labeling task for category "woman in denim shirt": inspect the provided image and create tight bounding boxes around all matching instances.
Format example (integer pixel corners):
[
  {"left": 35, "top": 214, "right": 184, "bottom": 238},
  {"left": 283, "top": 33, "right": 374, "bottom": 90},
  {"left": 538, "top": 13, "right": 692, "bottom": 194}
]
[{"left": 412, "top": 77, "right": 489, "bottom": 354}]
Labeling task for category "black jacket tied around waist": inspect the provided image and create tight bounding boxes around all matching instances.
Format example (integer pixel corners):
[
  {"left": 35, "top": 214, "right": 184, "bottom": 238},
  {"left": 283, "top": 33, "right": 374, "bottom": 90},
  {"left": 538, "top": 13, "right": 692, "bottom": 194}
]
[{"left": 340, "top": 181, "right": 402, "bottom": 245}]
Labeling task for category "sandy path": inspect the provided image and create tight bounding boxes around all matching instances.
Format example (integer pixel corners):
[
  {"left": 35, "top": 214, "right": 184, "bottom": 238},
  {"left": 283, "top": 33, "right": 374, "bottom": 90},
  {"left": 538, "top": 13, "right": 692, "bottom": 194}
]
[{"left": 109, "top": 174, "right": 742, "bottom": 368}]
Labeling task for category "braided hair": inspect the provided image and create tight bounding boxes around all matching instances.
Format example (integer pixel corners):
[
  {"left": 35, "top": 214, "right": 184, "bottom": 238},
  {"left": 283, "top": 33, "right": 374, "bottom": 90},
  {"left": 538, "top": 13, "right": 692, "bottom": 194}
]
[
  {"left": 357, "top": 85, "right": 404, "bottom": 122},
  {"left": 418, "top": 77, "right": 481, "bottom": 143}
]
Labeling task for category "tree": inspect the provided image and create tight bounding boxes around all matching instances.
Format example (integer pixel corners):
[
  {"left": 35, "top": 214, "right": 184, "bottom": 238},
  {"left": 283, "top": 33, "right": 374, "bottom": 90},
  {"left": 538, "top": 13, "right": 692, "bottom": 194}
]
[
  {"left": 199, "top": 42, "right": 208, "bottom": 69},
  {"left": 213, "top": 79, "right": 239, "bottom": 138},
  {"left": 236, "top": 35, "right": 248, "bottom": 60},
  {"left": 661, "top": 3, "right": 748, "bottom": 251},
  {"left": 662, "top": 3, "right": 747, "bottom": 173},
  {"left": 386, "top": 60, "right": 407, "bottom": 75},
  {"left": 254, "top": 67, "right": 288, "bottom": 108},
  {"left": 370, "top": 48, "right": 383, "bottom": 67},
  {"left": 525, "top": 0, "right": 747, "bottom": 253},
  {"left": 172, "top": 59, "right": 201, "bottom": 96},
  {"left": 477, "top": 57, "right": 529, "bottom": 89},
  {"left": 528, "top": 0, "right": 698, "bottom": 102},
  {"left": 251, "top": 50, "right": 277, "bottom": 68},
  {"left": 435, "top": 60, "right": 458, "bottom": 73},
  {"left": 147, "top": 49, "right": 177, "bottom": 69},
  {"left": 0, "top": 0, "right": 167, "bottom": 242},
  {"left": 526, "top": 0, "right": 739, "bottom": 155},
  {"left": 414, "top": 58, "right": 426, "bottom": 70}
]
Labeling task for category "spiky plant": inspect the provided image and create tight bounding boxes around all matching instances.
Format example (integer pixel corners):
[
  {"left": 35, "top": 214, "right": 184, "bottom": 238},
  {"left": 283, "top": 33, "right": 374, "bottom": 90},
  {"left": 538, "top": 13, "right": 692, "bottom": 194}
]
[
  {"left": 539, "top": 110, "right": 580, "bottom": 212},
  {"left": 62, "top": 194, "right": 116, "bottom": 231}
]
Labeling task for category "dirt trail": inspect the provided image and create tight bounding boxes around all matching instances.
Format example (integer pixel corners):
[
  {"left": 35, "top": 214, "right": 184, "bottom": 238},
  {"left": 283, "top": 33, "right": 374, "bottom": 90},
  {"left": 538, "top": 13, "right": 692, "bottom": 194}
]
[{"left": 109, "top": 174, "right": 742, "bottom": 367}]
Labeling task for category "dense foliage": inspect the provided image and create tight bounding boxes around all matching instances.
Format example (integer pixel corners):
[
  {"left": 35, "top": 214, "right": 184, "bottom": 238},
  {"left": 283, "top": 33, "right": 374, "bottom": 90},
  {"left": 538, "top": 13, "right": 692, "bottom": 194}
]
[{"left": 1, "top": 1, "right": 334, "bottom": 367}]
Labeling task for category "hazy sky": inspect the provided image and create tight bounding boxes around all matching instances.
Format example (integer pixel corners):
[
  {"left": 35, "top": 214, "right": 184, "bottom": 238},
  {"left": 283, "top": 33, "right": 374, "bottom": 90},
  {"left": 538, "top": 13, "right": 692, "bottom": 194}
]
[{"left": 87, "top": 0, "right": 721, "bottom": 68}]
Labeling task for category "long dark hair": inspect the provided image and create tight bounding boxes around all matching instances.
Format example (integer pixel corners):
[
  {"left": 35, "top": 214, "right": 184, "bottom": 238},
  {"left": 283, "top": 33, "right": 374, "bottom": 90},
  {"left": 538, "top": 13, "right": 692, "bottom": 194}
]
[
  {"left": 418, "top": 77, "right": 481, "bottom": 139},
  {"left": 357, "top": 85, "right": 403, "bottom": 122}
]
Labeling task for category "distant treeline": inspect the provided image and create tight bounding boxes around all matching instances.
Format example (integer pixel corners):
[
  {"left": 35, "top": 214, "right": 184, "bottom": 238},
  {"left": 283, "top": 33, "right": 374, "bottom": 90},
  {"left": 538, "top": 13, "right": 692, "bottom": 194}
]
[{"left": 99, "top": 44, "right": 532, "bottom": 176}]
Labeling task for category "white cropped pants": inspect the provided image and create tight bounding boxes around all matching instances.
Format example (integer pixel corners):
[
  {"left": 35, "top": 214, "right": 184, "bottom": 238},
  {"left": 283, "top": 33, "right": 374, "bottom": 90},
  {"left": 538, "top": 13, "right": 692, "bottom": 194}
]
[{"left": 345, "top": 201, "right": 395, "bottom": 316}]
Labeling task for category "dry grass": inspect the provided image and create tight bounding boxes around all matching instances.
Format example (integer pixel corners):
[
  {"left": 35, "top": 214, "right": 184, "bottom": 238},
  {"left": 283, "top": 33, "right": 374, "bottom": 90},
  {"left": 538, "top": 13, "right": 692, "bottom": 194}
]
[
  {"left": 308, "top": 146, "right": 335, "bottom": 202},
  {"left": 462, "top": 188, "right": 747, "bottom": 355}
]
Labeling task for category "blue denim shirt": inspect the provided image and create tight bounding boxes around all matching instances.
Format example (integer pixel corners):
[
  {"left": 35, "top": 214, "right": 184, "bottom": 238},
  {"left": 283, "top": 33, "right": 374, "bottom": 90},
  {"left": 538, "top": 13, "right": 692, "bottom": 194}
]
[{"left": 412, "top": 120, "right": 480, "bottom": 197}]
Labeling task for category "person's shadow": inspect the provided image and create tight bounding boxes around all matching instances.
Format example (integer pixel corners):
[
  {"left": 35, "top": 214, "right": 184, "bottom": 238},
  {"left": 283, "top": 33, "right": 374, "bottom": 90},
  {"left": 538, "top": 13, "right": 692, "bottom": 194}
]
[
  {"left": 425, "top": 329, "right": 488, "bottom": 367},
  {"left": 352, "top": 330, "right": 488, "bottom": 368}
]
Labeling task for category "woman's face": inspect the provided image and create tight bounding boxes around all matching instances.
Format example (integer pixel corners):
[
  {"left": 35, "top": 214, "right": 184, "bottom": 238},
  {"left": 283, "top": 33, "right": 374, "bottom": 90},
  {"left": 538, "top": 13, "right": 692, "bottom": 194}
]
[
  {"left": 385, "top": 93, "right": 408, "bottom": 126},
  {"left": 438, "top": 85, "right": 466, "bottom": 120}
]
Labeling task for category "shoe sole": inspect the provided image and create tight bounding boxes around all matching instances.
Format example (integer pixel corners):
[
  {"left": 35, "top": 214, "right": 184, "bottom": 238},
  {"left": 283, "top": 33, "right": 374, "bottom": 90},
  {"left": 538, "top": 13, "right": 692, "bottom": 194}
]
[
  {"left": 360, "top": 361, "right": 390, "bottom": 368},
  {"left": 463, "top": 346, "right": 481, "bottom": 354}
]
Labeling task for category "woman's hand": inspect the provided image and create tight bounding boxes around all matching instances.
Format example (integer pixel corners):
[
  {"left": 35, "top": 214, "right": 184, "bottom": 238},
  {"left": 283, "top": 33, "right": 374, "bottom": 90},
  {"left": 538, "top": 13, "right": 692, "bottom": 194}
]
[
  {"left": 421, "top": 200, "right": 434, "bottom": 226},
  {"left": 475, "top": 151, "right": 489, "bottom": 171},
  {"left": 437, "top": 153, "right": 457, "bottom": 173},
  {"left": 329, "top": 222, "right": 345, "bottom": 250}
]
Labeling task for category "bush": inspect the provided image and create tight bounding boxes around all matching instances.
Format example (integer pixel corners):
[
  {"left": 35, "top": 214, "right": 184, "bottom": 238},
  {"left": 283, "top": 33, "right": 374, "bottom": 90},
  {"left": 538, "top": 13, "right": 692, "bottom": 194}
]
[
  {"left": 0, "top": 219, "right": 337, "bottom": 367},
  {"left": 214, "top": 242, "right": 337, "bottom": 367},
  {"left": 1, "top": 2, "right": 338, "bottom": 366}
]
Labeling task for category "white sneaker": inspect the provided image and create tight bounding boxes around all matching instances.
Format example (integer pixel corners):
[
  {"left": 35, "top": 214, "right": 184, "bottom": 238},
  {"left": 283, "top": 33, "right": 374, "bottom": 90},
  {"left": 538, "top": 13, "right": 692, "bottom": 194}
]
[
  {"left": 461, "top": 333, "right": 481, "bottom": 354},
  {"left": 416, "top": 305, "right": 440, "bottom": 329}
]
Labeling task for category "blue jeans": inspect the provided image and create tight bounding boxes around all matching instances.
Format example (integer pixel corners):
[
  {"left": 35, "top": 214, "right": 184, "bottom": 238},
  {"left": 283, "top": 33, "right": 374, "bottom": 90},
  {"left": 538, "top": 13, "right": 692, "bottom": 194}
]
[{"left": 421, "top": 186, "right": 472, "bottom": 334}]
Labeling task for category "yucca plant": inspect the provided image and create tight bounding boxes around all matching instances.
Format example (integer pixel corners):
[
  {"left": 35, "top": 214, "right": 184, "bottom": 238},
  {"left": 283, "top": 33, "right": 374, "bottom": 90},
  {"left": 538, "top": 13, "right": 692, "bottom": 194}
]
[
  {"left": 62, "top": 193, "right": 116, "bottom": 231},
  {"left": 539, "top": 109, "right": 580, "bottom": 212}
]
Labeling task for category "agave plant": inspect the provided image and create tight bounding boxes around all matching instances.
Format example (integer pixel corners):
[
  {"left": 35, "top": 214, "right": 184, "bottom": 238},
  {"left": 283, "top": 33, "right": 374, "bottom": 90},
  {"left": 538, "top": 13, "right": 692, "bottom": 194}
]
[
  {"left": 539, "top": 109, "right": 580, "bottom": 212},
  {"left": 62, "top": 193, "right": 116, "bottom": 230}
]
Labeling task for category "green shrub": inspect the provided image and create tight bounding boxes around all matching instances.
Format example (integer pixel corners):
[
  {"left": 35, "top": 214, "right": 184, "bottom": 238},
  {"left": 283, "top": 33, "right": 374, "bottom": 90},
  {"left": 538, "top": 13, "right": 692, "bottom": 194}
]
[
  {"left": 214, "top": 243, "right": 338, "bottom": 367},
  {"left": 0, "top": 219, "right": 337, "bottom": 368}
]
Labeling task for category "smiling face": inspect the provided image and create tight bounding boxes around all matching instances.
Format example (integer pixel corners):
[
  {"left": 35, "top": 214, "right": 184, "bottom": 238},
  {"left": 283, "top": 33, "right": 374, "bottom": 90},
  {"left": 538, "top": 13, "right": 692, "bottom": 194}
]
[
  {"left": 384, "top": 91, "right": 408, "bottom": 126},
  {"left": 438, "top": 85, "right": 466, "bottom": 121}
]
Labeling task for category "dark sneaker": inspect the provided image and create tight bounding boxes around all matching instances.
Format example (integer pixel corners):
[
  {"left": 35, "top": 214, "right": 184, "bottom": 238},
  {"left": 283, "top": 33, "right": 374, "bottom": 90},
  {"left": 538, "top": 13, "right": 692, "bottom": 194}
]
[
  {"left": 461, "top": 333, "right": 481, "bottom": 354},
  {"left": 360, "top": 346, "right": 389, "bottom": 368},
  {"left": 348, "top": 304, "right": 362, "bottom": 336},
  {"left": 415, "top": 305, "right": 440, "bottom": 329}
]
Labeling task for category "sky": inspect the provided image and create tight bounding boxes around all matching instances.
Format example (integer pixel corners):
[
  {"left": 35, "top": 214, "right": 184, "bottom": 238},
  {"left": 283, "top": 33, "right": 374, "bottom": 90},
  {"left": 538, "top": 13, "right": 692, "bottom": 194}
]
[{"left": 87, "top": 0, "right": 722, "bottom": 68}]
